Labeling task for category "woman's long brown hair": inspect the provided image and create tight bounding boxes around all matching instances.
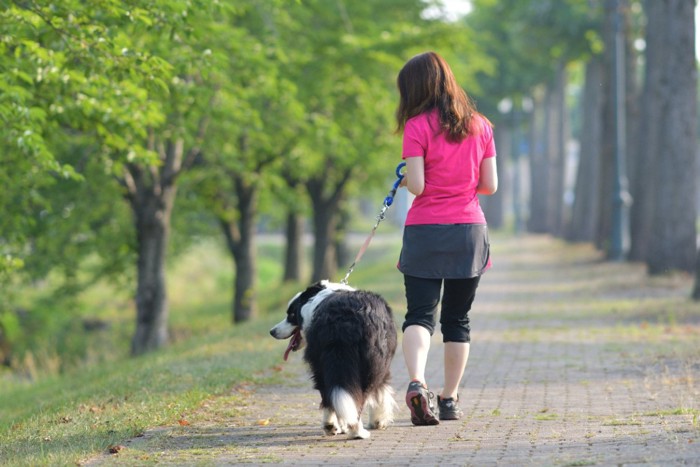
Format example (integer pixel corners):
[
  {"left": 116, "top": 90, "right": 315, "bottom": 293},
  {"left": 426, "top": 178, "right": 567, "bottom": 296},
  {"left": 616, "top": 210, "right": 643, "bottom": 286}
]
[{"left": 395, "top": 51, "right": 480, "bottom": 142}]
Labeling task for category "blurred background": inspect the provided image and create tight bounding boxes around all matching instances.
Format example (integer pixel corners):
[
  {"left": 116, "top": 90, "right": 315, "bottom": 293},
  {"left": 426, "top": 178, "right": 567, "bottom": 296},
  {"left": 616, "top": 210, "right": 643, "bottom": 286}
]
[{"left": 1, "top": 0, "right": 698, "bottom": 381}]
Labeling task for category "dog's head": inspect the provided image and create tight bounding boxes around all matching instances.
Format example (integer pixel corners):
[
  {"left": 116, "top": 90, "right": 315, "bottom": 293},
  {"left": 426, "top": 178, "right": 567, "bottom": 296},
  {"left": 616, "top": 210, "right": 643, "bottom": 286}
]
[{"left": 270, "top": 280, "right": 354, "bottom": 360}]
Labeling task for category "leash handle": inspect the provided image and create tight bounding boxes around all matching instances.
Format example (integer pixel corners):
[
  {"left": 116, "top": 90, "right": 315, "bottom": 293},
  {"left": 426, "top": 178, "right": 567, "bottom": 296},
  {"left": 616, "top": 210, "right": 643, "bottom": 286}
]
[{"left": 383, "top": 162, "right": 406, "bottom": 207}]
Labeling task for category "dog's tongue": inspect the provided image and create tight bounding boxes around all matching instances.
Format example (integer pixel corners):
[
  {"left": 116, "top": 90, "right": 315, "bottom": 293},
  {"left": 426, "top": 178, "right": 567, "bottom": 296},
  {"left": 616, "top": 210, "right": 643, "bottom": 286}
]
[{"left": 283, "top": 328, "right": 302, "bottom": 361}]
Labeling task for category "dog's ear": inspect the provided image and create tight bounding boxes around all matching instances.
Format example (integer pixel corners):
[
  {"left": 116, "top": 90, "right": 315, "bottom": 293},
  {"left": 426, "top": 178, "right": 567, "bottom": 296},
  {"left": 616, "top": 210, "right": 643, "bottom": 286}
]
[
  {"left": 289, "top": 283, "right": 325, "bottom": 314},
  {"left": 297, "top": 282, "right": 326, "bottom": 304},
  {"left": 308, "top": 281, "right": 327, "bottom": 294},
  {"left": 286, "top": 299, "right": 303, "bottom": 326},
  {"left": 286, "top": 282, "right": 326, "bottom": 326}
]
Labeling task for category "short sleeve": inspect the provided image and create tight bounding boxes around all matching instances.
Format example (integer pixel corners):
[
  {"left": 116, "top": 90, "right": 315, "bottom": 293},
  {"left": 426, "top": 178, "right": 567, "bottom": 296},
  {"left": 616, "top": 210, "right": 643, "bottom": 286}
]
[{"left": 402, "top": 117, "right": 425, "bottom": 159}]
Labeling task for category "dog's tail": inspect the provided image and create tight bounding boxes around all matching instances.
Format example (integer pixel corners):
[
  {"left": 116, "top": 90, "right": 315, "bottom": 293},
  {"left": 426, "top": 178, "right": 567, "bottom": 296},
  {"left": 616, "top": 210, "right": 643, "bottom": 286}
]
[
  {"left": 331, "top": 387, "right": 370, "bottom": 439},
  {"left": 331, "top": 387, "right": 360, "bottom": 425}
]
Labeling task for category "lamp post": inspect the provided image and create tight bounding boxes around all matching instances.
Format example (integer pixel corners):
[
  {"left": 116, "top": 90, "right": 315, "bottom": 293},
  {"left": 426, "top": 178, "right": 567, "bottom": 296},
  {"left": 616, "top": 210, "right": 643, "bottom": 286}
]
[{"left": 609, "top": 0, "right": 631, "bottom": 260}]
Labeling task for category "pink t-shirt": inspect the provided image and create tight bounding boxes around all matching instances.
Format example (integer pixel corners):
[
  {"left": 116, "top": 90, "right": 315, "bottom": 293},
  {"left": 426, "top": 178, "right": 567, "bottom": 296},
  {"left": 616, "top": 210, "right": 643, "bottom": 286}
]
[{"left": 402, "top": 110, "right": 496, "bottom": 225}]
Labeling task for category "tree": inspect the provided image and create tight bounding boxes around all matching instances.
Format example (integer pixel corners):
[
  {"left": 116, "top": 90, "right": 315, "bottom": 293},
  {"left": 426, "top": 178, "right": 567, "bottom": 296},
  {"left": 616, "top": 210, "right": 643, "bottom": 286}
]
[
  {"left": 543, "top": 62, "right": 568, "bottom": 236},
  {"left": 568, "top": 57, "right": 604, "bottom": 242},
  {"left": 1, "top": 1, "right": 177, "bottom": 356},
  {"left": 467, "top": 0, "right": 599, "bottom": 235},
  {"left": 694, "top": 252, "right": 700, "bottom": 300},
  {"left": 115, "top": 1, "right": 226, "bottom": 354},
  {"left": 644, "top": 0, "right": 697, "bottom": 274},
  {"left": 628, "top": 0, "right": 663, "bottom": 261},
  {"left": 280, "top": 0, "right": 418, "bottom": 281},
  {"left": 189, "top": 2, "right": 305, "bottom": 322},
  {"left": 0, "top": 0, "right": 168, "bottom": 282}
]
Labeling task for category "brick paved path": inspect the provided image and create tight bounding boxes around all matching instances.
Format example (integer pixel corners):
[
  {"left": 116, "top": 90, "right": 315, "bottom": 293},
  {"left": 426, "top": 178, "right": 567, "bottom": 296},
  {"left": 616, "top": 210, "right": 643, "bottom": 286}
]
[{"left": 97, "top": 236, "right": 700, "bottom": 466}]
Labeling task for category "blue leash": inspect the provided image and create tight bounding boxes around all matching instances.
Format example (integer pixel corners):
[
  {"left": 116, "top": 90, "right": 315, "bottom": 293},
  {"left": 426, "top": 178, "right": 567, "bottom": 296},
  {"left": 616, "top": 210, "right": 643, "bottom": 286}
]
[{"left": 340, "top": 162, "right": 406, "bottom": 285}]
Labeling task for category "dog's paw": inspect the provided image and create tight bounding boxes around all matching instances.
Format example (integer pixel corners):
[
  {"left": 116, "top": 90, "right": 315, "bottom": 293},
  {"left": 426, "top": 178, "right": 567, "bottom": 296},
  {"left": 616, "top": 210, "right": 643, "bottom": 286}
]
[
  {"left": 369, "top": 419, "right": 391, "bottom": 430},
  {"left": 323, "top": 423, "right": 341, "bottom": 436},
  {"left": 347, "top": 424, "right": 370, "bottom": 440}
]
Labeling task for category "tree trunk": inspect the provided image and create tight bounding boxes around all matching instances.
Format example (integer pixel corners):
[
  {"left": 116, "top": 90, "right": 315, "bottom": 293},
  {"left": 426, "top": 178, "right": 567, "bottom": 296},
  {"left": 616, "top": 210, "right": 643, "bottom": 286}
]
[
  {"left": 126, "top": 135, "right": 189, "bottom": 356},
  {"left": 629, "top": 0, "right": 664, "bottom": 262},
  {"left": 220, "top": 177, "right": 259, "bottom": 323},
  {"left": 647, "top": 0, "right": 697, "bottom": 274},
  {"left": 623, "top": 0, "right": 641, "bottom": 255},
  {"left": 131, "top": 187, "right": 175, "bottom": 355},
  {"left": 122, "top": 114, "right": 206, "bottom": 355},
  {"left": 283, "top": 210, "right": 304, "bottom": 282},
  {"left": 548, "top": 61, "right": 568, "bottom": 237},
  {"left": 310, "top": 195, "right": 338, "bottom": 281},
  {"left": 335, "top": 206, "right": 351, "bottom": 272},
  {"left": 596, "top": 3, "right": 617, "bottom": 252},
  {"left": 126, "top": 135, "right": 193, "bottom": 356},
  {"left": 693, "top": 250, "right": 700, "bottom": 300},
  {"left": 567, "top": 57, "right": 603, "bottom": 242},
  {"left": 527, "top": 88, "right": 550, "bottom": 233},
  {"left": 306, "top": 167, "right": 352, "bottom": 282}
]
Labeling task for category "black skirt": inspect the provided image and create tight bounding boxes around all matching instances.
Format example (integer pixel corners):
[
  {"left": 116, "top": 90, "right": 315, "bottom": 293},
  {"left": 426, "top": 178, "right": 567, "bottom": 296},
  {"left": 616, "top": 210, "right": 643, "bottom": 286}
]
[{"left": 398, "top": 224, "right": 490, "bottom": 279}]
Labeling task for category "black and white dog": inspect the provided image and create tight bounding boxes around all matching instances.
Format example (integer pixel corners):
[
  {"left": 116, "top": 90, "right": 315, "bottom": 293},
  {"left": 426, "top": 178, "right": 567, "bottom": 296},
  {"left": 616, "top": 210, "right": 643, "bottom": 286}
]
[{"left": 270, "top": 280, "right": 397, "bottom": 439}]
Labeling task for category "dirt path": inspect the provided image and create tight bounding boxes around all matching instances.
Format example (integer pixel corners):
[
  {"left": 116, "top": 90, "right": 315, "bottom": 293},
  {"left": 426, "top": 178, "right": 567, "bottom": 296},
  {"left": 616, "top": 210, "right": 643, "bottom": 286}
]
[{"left": 89, "top": 235, "right": 700, "bottom": 466}]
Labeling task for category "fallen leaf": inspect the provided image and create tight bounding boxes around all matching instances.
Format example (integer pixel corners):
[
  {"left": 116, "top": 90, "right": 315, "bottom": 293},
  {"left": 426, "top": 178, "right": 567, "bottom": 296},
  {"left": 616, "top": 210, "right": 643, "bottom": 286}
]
[
  {"left": 108, "top": 445, "right": 125, "bottom": 454},
  {"left": 257, "top": 419, "right": 270, "bottom": 426},
  {"left": 178, "top": 419, "right": 190, "bottom": 426}
]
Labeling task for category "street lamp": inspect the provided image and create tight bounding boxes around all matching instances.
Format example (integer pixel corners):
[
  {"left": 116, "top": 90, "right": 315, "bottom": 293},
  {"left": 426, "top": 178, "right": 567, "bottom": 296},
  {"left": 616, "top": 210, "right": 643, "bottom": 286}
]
[{"left": 610, "top": 0, "right": 631, "bottom": 260}]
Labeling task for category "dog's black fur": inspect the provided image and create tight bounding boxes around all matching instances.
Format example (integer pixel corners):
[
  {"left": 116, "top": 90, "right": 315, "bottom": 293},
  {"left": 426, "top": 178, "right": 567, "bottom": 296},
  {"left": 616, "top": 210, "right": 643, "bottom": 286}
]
[{"left": 270, "top": 281, "right": 397, "bottom": 439}]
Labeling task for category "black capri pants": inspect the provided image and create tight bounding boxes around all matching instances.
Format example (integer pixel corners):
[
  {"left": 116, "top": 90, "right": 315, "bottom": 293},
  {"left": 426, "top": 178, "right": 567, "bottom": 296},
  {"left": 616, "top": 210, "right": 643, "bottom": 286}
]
[{"left": 402, "top": 274, "right": 481, "bottom": 343}]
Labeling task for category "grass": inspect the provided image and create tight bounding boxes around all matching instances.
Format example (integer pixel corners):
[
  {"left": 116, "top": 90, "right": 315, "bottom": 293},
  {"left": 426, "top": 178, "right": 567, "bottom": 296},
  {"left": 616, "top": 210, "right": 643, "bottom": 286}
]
[
  {"left": 0, "top": 233, "right": 405, "bottom": 466},
  {"left": 0, "top": 314, "right": 286, "bottom": 466},
  {"left": 1, "top": 232, "right": 699, "bottom": 465}
]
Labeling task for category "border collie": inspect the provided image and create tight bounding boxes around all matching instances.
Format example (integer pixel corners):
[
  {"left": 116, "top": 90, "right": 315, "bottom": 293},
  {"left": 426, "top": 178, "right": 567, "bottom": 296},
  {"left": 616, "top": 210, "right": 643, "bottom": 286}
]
[{"left": 270, "top": 280, "right": 397, "bottom": 439}]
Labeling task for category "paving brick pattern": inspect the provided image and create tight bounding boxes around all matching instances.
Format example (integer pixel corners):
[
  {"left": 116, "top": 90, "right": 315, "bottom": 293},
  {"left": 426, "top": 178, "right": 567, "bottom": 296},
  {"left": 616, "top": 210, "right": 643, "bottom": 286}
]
[{"left": 93, "top": 236, "right": 700, "bottom": 466}]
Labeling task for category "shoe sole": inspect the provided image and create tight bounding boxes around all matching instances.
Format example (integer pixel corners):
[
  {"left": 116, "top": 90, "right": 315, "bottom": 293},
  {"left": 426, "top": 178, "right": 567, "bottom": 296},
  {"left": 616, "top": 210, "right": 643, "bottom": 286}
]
[
  {"left": 439, "top": 413, "right": 462, "bottom": 421},
  {"left": 406, "top": 390, "right": 439, "bottom": 426}
]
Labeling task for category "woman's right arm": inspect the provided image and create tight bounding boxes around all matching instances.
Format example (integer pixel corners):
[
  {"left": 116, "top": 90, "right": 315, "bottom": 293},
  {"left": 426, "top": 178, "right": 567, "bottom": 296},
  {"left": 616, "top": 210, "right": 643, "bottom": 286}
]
[
  {"left": 477, "top": 157, "right": 498, "bottom": 195},
  {"left": 405, "top": 157, "right": 425, "bottom": 196}
]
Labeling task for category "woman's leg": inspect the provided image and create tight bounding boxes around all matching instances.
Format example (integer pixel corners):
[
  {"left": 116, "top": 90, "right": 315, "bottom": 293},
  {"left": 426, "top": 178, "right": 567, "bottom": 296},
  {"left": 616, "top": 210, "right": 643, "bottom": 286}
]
[
  {"left": 442, "top": 342, "right": 470, "bottom": 399},
  {"left": 402, "top": 275, "right": 441, "bottom": 383},
  {"left": 439, "top": 276, "right": 480, "bottom": 398},
  {"left": 402, "top": 325, "right": 432, "bottom": 383}
]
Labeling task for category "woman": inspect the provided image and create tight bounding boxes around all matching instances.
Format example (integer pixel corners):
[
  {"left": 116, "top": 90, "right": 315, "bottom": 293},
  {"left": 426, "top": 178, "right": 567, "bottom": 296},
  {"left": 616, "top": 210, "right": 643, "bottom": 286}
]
[{"left": 396, "top": 51, "right": 498, "bottom": 426}]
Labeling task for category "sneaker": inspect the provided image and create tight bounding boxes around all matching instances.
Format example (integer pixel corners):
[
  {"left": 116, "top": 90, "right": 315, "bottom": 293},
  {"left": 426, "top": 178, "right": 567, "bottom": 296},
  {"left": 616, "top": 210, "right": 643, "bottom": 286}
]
[
  {"left": 437, "top": 395, "right": 463, "bottom": 420},
  {"left": 405, "top": 380, "right": 439, "bottom": 426}
]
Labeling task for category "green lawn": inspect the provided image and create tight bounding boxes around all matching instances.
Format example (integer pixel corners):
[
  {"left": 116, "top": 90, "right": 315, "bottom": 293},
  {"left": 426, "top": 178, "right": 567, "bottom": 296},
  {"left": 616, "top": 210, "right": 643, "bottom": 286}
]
[
  {"left": 0, "top": 234, "right": 405, "bottom": 466},
  {"left": 2, "top": 232, "right": 698, "bottom": 466}
]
